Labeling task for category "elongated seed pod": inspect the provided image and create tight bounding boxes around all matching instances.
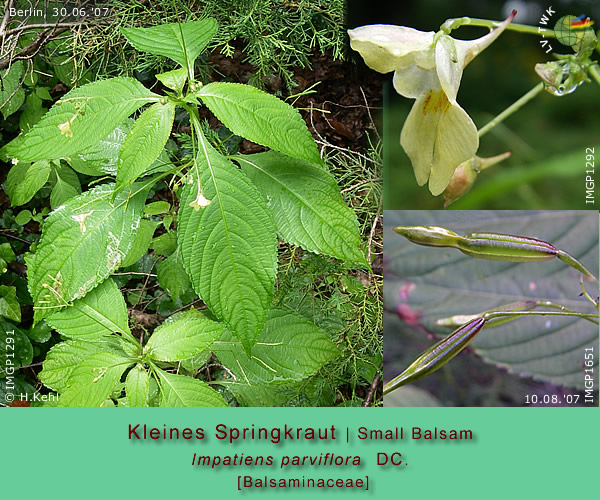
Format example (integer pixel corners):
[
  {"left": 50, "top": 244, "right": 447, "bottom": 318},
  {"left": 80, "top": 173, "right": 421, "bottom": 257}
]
[
  {"left": 383, "top": 317, "right": 485, "bottom": 395},
  {"left": 458, "top": 232, "right": 557, "bottom": 262},
  {"left": 435, "top": 300, "right": 537, "bottom": 328},
  {"left": 393, "top": 225, "right": 597, "bottom": 280}
]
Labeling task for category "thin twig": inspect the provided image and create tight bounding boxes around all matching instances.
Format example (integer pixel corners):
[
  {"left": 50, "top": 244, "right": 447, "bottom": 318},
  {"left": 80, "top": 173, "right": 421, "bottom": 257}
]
[
  {"left": 0, "top": 0, "right": 14, "bottom": 40},
  {"left": 360, "top": 86, "right": 381, "bottom": 142},
  {"left": 362, "top": 363, "right": 382, "bottom": 407},
  {"left": 0, "top": 230, "right": 31, "bottom": 245},
  {"left": 4, "top": 21, "right": 91, "bottom": 36},
  {"left": 15, "top": 361, "right": 44, "bottom": 370},
  {"left": 367, "top": 212, "right": 380, "bottom": 269},
  {"left": 112, "top": 272, "right": 157, "bottom": 277},
  {"left": 132, "top": 257, "right": 159, "bottom": 309},
  {"left": 340, "top": 177, "right": 382, "bottom": 193},
  {"left": 166, "top": 298, "right": 206, "bottom": 317}
]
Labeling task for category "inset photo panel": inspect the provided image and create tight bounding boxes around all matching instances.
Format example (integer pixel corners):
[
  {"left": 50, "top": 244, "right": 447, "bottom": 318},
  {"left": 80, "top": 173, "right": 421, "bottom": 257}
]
[
  {"left": 0, "top": 1, "right": 383, "bottom": 407},
  {"left": 383, "top": 210, "right": 599, "bottom": 407},
  {"left": 346, "top": 0, "right": 600, "bottom": 210}
]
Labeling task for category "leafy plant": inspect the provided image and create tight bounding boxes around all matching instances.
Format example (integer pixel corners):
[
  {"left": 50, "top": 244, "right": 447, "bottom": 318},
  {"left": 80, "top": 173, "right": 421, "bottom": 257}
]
[
  {"left": 1, "top": 18, "right": 369, "bottom": 407},
  {"left": 383, "top": 211, "right": 598, "bottom": 405}
]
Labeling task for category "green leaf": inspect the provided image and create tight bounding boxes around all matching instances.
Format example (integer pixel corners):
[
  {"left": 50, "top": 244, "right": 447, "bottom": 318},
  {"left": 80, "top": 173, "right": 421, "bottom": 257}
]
[
  {"left": 0, "top": 61, "right": 25, "bottom": 119},
  {"left": 121, "top": 19, "right": 218, "bottom": 68},
  {"left": 28, "top": 182, "right": 147, "bottom": 322},
  {"left": 146, "top": 150, "right": 175, "bottom": 176},
  {"left": 156, "top": 67, "right": 188, "bottom": 93},
  {"left": 146, "top": 314, "right": 223, "bottom": 362},
  {"left": 121, "top": 219, "right": 159, "bottom": 267},
  {"left": 55, "top": 55, "right": 92, "bottom": 88},
  {"left": 58, "top": 351, "right": 132, "bottom": 407},
  {"left": 39, "top": 338, "right": 122, "bottom": 392},
  {"left": 229, "top": 383, "right": 298, "bottom": 407},
  {"left": 68, "top": 119, "right": 133, "bottom": 176},
  {"left": 4, "top": 77, "right": 159, "bottom": 162},
  {"left": 20, "top": 93, "right": 47, "bottom": 132},
  {"left": 144, "top": 201, "right": 171, "bottom": 216},
  {"left": 6, "top": 160, "right": 51, "bottom": 206},
  {"left": 0, "top": 319, "right": 32, "bottom": 374},
  {"left": 178, "top": 140, "right": 278, "bottom": 352},
  {"left": 213, "top": 308, "right": 340, "bottom": 384},
  {"left": 0, "top": 243, "right": 16, "bottom": 263},
  {"left": 196, "top": 82, "right": 321, "bottom": 164},
  {"left": 115, "top": 101, "right": 175, "bottom": 192},
  {"left": 46, "top": 278, "right": 131, "bottom": 340},
  {"left": 236, "top": 151, "right": 368, "bottom": 266},
  {"left": 27, "top": 321, "right": 53, "bottom": 343},
  {"left": 151, "top": 231, "right": 177, "bottom": 256},
  {"left": 50, "top": 164, "right": 81, "bottom": 210},
  {"left": 126, "top": 364, "right": 150, "bottom": 407},
  {"left": 36, "top": 87, "right": 53, "bottom": 100},
  {"left": 156, "top": 250, "right": 191, "bottom": 303},
  {"left": 0, "top": 285, "right": 21, "bottom": 322},
  {"left": 155, "top": 369, "right": 227, "bottom": 407},
  {"left": 180, "top": 350, "right": 212, "bottom": 375},
  {"left": 14, "top": 210, "right": 32, "bottom": 226},
  {"left": 384, "top": 211, "right": 599, "bottom": 392}
]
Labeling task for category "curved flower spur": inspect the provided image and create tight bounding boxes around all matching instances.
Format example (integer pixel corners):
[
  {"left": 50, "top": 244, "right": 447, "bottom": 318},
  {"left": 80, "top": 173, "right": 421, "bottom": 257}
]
[{"left": 348, "top": 11, "right": 516, "bottom": 195}]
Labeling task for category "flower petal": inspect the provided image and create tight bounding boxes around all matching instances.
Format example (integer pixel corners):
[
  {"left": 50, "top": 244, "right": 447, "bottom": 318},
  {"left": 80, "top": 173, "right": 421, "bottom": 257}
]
[
  {"left": 400, "top": 89, "right": 478, "bottom": 195},
  {"left": 348, "top": 24, "right": 435, "bottom": 74},
  {"left": 393, "top": 64, "right": 439, "bottom": 99},
  {"left": 435, "top": 35, "right": 463, "bottom": 103}
]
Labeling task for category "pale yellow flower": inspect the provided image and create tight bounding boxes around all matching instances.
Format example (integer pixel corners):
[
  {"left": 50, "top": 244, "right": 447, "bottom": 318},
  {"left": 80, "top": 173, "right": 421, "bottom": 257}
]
[
  {"left": 189, "top": 181, "right": 211, "bottom": 210},
  {"left": 348, "top": 12, "right": 515, "bottom": 195}
]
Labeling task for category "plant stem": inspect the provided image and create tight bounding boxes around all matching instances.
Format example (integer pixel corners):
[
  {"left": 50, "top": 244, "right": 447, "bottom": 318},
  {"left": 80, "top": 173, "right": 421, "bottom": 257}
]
[
  {"left": 442, "top": 17, "right": 556, "bottom": 38},
  {"left": 436, "top": 299, "right": 597, "bottom": 327},
  {"left": 483, "top": 310, "right": 599, "bottom": 323},
  {"left": 478, "top": 82, "right": 544, "bottom": 138},
  {"left": 589, "top": 64, "right": 600, "bottom": 85},
  {"left": 580, "top": 275, "right": 599, "bottom": 310}
]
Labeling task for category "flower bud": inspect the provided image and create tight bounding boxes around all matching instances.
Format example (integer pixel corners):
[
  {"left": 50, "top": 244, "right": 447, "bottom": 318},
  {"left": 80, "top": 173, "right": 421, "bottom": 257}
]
[
  {"left": 442, "top": 152, "right": 512, "bottom": 207},
  {"left": 535, "top": 57, "right": 589, "bottom": 96}
]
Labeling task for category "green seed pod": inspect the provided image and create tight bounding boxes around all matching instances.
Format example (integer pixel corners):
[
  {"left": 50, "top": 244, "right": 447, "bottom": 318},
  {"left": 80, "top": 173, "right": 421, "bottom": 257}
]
[
  {"left": 383, "top": 317, "right": 485, "bottom": 395},
  {"left": 435, "top": 300, "right": 537, "bottom": 328},
  {"left": 458, "top": 232, "right": 557, "bottom": 262},
  {"left": 394, "top": 226, "right": 597, "bottom": 280}
]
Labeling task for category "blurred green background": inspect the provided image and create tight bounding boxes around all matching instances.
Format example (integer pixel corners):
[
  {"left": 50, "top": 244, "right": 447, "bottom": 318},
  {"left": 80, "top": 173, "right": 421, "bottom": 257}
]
[{"left": 348, "top": 0, "right": 600, "bottom": 209}]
